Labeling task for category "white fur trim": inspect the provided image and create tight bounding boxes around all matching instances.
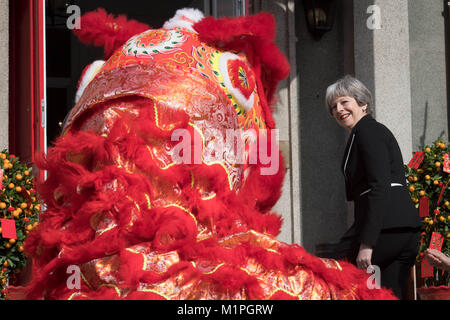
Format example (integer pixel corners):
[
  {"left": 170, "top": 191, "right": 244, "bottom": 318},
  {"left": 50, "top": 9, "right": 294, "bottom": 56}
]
[
  {"left": 162, "top": 8, "right": 204, "bottom": 33},
  {"left": 75, "top": 60, "right": 105, "bottom": 103}
]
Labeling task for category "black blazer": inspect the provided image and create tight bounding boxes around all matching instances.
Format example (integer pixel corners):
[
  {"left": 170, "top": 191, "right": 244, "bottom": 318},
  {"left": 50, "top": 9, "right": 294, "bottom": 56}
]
[{"left": 341, "top": 115, "right": 422, "bottom": 247}]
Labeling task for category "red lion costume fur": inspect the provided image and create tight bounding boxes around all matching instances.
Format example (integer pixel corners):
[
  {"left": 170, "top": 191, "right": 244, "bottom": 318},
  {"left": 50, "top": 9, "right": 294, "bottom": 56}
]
[{"left": 9, "top": 8, "right": 397, "bottom": 300}]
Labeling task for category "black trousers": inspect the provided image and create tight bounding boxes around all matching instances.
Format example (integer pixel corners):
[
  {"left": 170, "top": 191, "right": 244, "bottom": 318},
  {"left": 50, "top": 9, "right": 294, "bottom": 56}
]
[{"left": 334, "top": 228, "right": 420, "bottom": 300}]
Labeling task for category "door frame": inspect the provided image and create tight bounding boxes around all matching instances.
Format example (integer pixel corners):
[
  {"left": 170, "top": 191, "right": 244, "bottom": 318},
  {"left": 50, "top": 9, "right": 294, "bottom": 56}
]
[{"left": 9, "top": 0, "right": 46, "bottom": 180}]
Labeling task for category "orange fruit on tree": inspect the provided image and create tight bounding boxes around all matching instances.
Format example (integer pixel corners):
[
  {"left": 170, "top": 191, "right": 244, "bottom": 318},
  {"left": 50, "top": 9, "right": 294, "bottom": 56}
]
[
  {"left": 18, "top": 246, "right": 24, "bottom": 253},
  {"left": 8, "top": 239, "right": 15, "bottom": 245},
  {"left": 419, "top": 190, "right": 426, "bottom": 197},
  {"left": 413, "top": 176, "right": 418, "bottom": 182},
  {"left": 425, "top": 175, "right": 431, "bottom": 180},
  {"left": 15, "top": 186, "right": 22, "bottom": 193},
  {"left": 3, "top": 261, "right": 7, "bottom": 267},
  {"left": 26, "top": 224, "right": 33, "bottom": 231},
  {"left": 0, "top": 153, "right": 5, "bottom": 159},
  {"left": 24, "top": 170, "right": 29, "bottom": 176},
  {"left": 0, "top": 202, "right": 6, "bottom": 209},
  {"left": 440, "top": 216, "right": 446, "bottom": 222},
  {"left": 409, "top": 186, "right": 415, "bottom": 192},
  {"left": 408, "top": 176, "right": 414, "bottom": 182},
  {"left": 8, "top": 183, "right": 13, "bottom": 189},
  {"left": 434, "top": 180, "right": 439, "bottom": 185},
  {"left": 435, "top": 162, "right": 441, "bottom": 167},
  {"left": 425, "top": 147, "right": 431, "bottom": 152},
  {"left": 15, "top": 174, "right": 22, "bottom": 180},
  {"left": 445, "top": 201, "right": 450, "bottom": 207},
  {"left": 20, "top": 203, "right": 27, "bottom": 209}
]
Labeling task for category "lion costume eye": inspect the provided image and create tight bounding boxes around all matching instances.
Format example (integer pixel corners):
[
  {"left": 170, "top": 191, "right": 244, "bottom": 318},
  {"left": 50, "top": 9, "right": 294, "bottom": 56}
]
[{"left": 218, "top": 52, "right": 256, "bottom": 112}]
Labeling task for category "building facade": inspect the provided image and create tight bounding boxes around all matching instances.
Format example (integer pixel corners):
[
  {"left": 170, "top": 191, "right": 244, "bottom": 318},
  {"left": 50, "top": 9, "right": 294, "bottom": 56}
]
[{"left": 0, "top": 0, "right": 448, "bottom": 256}]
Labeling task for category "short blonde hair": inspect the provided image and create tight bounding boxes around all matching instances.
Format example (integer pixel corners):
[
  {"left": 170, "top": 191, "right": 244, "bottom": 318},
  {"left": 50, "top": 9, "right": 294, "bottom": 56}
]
[{"left": 325, "top": 75, "right": 373, "bottom": 115}]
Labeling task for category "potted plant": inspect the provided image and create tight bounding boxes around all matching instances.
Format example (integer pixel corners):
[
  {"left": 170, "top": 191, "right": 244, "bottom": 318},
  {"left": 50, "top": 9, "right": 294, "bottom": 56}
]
[
  {"left": 0, "top": 150, "right": 40, "bottom": 300},
  {"left": 405, "top": 138, "right": 450, "bottom": 300}
]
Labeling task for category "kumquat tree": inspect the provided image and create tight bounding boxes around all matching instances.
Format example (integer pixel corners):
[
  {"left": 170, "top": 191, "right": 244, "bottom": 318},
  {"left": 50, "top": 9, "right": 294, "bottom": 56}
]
[
  {"left": 0, "top": 150, "right": 40, "bottom": 299},
  {"left": 405, "top": 138, "right": 450, "bottom": 287}
]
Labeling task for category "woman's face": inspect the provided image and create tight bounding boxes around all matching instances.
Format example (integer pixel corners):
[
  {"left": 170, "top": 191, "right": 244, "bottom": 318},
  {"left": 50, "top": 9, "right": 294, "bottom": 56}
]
[{"left": 330, "top": 96, "right": 367, "bottom": 130}]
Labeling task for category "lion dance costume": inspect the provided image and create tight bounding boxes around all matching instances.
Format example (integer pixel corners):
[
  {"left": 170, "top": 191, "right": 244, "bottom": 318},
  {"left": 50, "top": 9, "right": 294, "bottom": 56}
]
[{"left": 10, "top": 9, "right": 396, "bottom": 300}]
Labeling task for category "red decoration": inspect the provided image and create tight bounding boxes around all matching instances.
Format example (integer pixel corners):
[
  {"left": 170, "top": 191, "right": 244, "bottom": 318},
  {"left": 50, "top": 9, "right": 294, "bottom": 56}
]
[
  {"left": 421, "top": 259, "right": 434, "bottom": 278},
  {"left": 444, "top": 153, "right": 450, "bottom": 173},
  {"left": 419, "top": 196, "right": 429, "bottom": 218},
  {"left": 429, "top": 232, "right": 444, "bottom": 252},
  {"left": 408, "top": 151, "right": 425, "bottom": 169},
  {"left": 437, "top": 179, "right": 449, "bottom": 206},
  {"left": 0, "top": 219, "right": 17, "bottom": 239},
  {"left": 0, "top": 169, "right": 3, "bottom": 189},
  {"left": 73, "top": 8, "right": 151, "bottom": 60},
  {"left": 228, "top": 59, "right": 256, "bottom": 99},
  {"left": 421, "top": 233, "right": 444, "bottom": 278}
]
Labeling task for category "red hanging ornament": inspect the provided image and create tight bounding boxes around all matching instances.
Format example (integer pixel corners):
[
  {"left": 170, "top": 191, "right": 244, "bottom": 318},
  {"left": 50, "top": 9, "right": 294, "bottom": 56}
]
[
  {"left": 421, "top": 259, "right": 434, "bottom": 278},
  {"left": 419, "top": 196, "right": 429, "bottom": 218},
  {"left": 429, "top": 232, "right": 444, "bottom": 252},
  {"left": 0, "top": 219, "right": 16, "bottom": 239},
  {"left": 444, "top": 153, "right": 450, "bottom": 173},
  {"left": 436, "top": 179, "right": 450, "bottom": 206},
  {"left": 408, "top": 151, "right": 425, "bottom": 169}
]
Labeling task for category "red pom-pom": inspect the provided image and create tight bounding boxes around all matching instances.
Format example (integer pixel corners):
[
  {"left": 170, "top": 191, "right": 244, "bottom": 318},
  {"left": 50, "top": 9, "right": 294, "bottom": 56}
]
[{"left": 73, "top": 8, "right": 150, "bottom": 59}]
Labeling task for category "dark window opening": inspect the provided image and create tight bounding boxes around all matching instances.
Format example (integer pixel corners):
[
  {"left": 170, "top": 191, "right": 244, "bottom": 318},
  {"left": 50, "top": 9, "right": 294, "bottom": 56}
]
[{"left": 45, "top": 0, "right": 207, "bottom": 146}]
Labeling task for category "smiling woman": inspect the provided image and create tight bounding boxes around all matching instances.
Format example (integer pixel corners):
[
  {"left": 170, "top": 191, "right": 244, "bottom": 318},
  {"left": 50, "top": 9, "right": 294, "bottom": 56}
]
[
  {"left": 325, "top": 75, "right": 373, "bottom": 131},
  {"left": 330, "top": 95, "right": 367, "bottom": 130},
  {"left": 326, "top": 75, "right": 423, "bottom": 300}
]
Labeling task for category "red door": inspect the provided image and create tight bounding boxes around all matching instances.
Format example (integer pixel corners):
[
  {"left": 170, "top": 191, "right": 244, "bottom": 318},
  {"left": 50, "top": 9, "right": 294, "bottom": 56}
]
[{"left": 10, "top": 0, "right": 46, "bottom": 180}]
